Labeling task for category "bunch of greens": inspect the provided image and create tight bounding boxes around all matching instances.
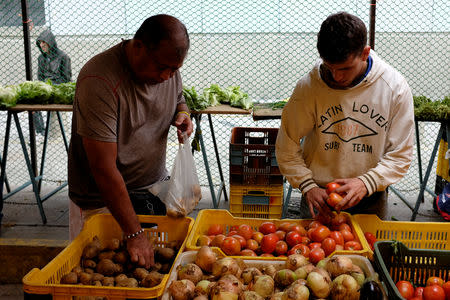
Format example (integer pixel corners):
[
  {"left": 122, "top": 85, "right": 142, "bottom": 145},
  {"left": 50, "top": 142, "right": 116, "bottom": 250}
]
[
  {"left": 268, "top": 97, "right": 289, "bottom": 110},
  {"left": 183, "top": 86, "right": 210, "bottom": 111},
  {"left": 51, "top": 81, "right": 76, "bottom": 104},
  {"left": 414, "top": 95, "right": 450, "bottom": 121},
  {"left": 0, "top": 85, "right": 20, "bottom": 108},
  {"left": 183, "top": 84, "right": 253, "bottom": 111},
  {"left": 208, "top": 84, "right": 253, "bottom": 109},
  {"left": 17, "top": 80, "right": 54, "bottom": 104}
]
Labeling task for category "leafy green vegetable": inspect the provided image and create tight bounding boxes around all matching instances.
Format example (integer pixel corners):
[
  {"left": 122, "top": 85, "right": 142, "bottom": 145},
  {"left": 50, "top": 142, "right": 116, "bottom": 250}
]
[
  {"left": 183, "top": 86, "right": 210, "bottom": 111},
  {"left": 17, "top": 80, "right": 54, "bottom": 104},
  {"left": 183, "top": 84, "right": 252, "bottom": 111},
  {"left": 51, "top": 82, "right": 76, "bottom": 104},
  {"left": 0, "top": 85, "right": 20, "bottom": 108}
]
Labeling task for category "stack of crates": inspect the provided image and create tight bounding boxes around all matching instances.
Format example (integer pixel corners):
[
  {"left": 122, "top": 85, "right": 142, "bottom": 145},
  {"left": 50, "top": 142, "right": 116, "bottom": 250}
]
[{"left": 229, "top": 127, "right": 284, "bottom": 218}]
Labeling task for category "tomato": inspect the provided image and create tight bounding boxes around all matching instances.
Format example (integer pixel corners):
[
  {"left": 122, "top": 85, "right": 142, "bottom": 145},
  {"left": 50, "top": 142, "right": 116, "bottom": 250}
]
[
  {"left": 423, "top": 285, "right": 446, "bottom": 300},
  {"left": 307, "top": 227, "right": 315, "bottom": 240},
  {"left": 338, "top": 223, "right": 352, "bottom": 232},
  {"left": 427, "top": 277, "right": 444, "bottom": 287},
  {"left": 308, "top": 242, "right": 322, "bottom": 250},
  {"left": 240, "top": 249, "right": 257, "bottom": 256},
  {"left": 288, "top": 243, "right": 310, "bottom": 258},
  {"left": 301, "top": 236, "right": 311, "bottom": 245},
  {"left": 414, "top": 286, "right": 425, "bottom": 298},
  {"left": 259, "top": 222, "right": 277, "bottom": 235},
  {"left": 260, "top": 253, "right": 274, "bottom": 257},
  {"left": 364, "top": 232, "right": 377, "bottom": 250},
  {"left": 331, "top": 213, "right": 348, "bottom": 228},
  {"left": 229, "top": 225, "right": 239, "bottom": 232},
  {"left": 396, "top": 281, "right": 414, "bottom": 299},
  {"left": 311, "top": 225, "right": 331, "bottom": 242},
  {"left": 231, "top": 234, "right": 247, "bottom": 249},
  {"left": 227, "top": 230, "right": 238, "bottom": 237},
  {"left": 308, "top": 220, "right": 323, "bottom": 229},
  {"left": 275, "top": 240, "right": 288, "bottom": 256},
  {"left": 321, "top": 237, "right": 337, "bottom": 256},
  {"left": 286, "top": 231, "right": 302, "bottom": 247},
  {"left": 442, "top": 281, "right": 450, "bottom": 300},
  {"left": 289, "top": 224, "right": 308, "bottom": 236},
  {"left": 207, "top": 224, "right": 224, "bottom": 235},
  {"left": 340, "top": 229, "right": 355, "bottom": 242},
  {"left": 238, "top": 224, "right": 253, "bottom": 240},
  {"left": 326, "top": 182, "right": 341, "bottom": 195},
  {"left": 221, "top": 236, "right": 241, "bottom": 255},
  {"left": 279, "top": 222, "right": 293, "bottom": 232},
  {"left": 260, "top": 233, "right": 279, "bottom": 254},
  {"left": 275, "top": 230, "right": 286, "bottom": 241},
  {"left": 196, "top": 235, "right": 212, "bottom": 246},
  {"left": 410, "top": 298, "right": 423, "bottom": 300},
  {"left": 246, "top": 239, "right": 259, "bottom": 251},
  {"left": 315, "top": 213, "right": 332, "bottom": 225},
  {"left": 344, "top": 241, "right": 362, "bottom": 250},
  {"left": 309, "top": 247, "right": 325, "bottom": 264},
  {"left": 211, "top": 234, "right": 226, "bottom": 247},
  {"left": 327, "top": 192, "right": 344, "bottom": 208},
  {"left": 252, "top": 231, "right": 264, "bottom": 244},
  {"left": 330, "top": 231, "right": 345, "bottom": 246}
]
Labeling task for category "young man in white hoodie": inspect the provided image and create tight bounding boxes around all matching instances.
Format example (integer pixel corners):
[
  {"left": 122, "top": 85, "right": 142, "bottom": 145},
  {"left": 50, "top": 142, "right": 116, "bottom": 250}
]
[{"left": 275, "top": 12, "right": 415, "bottom": 219}]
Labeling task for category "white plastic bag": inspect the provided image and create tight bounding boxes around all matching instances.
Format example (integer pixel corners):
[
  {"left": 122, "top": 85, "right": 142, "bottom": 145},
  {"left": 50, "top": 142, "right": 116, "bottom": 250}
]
[{"left": 164, "top": 133, "right": 202, "bottom": 217}]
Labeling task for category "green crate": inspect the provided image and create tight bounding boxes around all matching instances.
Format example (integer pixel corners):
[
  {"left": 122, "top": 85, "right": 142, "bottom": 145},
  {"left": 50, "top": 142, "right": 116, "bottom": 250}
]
[{"left": 373, "top": 241, "right": 450, "bottom": 300}]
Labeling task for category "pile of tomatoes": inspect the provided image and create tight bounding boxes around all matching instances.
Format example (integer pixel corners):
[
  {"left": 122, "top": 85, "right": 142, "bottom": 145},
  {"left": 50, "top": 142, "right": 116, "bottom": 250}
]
[
  {"left": 396, "top": 277, "right": 450, "bottom": 300},
  {"left": 196, "top": 213, "right": 363, "bottom": 262}
]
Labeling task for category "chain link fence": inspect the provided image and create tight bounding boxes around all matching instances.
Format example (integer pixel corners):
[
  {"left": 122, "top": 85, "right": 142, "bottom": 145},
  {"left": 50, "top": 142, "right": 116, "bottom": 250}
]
[{"left": 0, "top": 1, "right": 449, "bottom": 209}]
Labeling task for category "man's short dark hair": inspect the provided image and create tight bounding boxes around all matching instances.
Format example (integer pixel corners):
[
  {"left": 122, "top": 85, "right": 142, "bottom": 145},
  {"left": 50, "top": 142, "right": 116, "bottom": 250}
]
[
  {"left": 317, "top": 12, "right": 367, "bottom": 63},
  {"left": 134, "top": 14, "right": 190, "bottom": 58}
]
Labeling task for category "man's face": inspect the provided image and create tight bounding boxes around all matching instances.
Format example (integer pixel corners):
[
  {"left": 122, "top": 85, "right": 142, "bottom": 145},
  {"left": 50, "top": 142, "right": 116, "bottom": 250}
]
[
  {"left": 321, "top": 49, "right": 369, "bottom": 88},
  {"left": 133, "top": 40, "right": 185, "bottom": 84},
  {"left": 40, "top": 41, "right": 50, "bottom": 53}
]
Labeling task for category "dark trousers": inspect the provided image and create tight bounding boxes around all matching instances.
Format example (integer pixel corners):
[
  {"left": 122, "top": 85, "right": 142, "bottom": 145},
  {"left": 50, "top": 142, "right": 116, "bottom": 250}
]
[
  {"left": 299, "top": 190, "right": 388, "bottom": 219},
  {"left": 128, "top": 190, "right": 166, "bottom": 215}
]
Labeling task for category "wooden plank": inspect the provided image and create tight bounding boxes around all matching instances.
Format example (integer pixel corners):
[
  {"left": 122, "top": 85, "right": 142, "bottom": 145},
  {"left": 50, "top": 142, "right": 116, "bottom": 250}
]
[
  {"left": 252, "top": 104, "right": 283, "bottom": 120},
  {"left": 193, "top": 104, "right": 250, "bottom": 115},
  {"left": 3, "top": 104, "right": 73, "bottom": 112}
]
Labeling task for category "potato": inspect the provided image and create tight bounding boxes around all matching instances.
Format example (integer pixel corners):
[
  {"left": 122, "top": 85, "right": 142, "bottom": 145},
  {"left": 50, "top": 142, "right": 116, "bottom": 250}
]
[{"left": 60, "top": 272, "right": 78, "bottom": 284}]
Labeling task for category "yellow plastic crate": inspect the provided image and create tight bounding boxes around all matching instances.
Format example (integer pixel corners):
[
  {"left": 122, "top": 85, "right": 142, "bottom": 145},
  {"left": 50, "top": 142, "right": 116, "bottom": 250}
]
[
  {"left": 353, "top": 214, "right": 450, "bottom": 259},
  {"left": 23, "top": 214, "right": 194, "bottom": 299},
  {"left": 229, "top": 184, "right": 283, "bottom": 219},
  {"left": 186, "top": 209, "right": 370, "bottom": 259}
]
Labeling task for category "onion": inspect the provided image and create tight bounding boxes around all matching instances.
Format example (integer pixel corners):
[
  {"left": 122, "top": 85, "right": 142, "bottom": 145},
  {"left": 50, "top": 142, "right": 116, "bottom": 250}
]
[
  {"left": 285, "top": 254, "right": 309, "bottom": 271},
  {"left": 325, "top": 256, "right": 353, "bottom": 278},
  {"left": 212, "top": 292, "right": 239, "bottom": 300},
  {"left": 212, "top": 257, "right": 241, "bottom": 278},
  {"left": 242, "top": 267, "right": 263, "bottom": 284},
  {"left": 193, "top": 295, "right": 209, "bottom": 300},
  {"left": 195, "top": 280, "right": 213, "bottom": 295},
  {"left": 261, "top": 265, "right": 277, "bottom": 277},
  {"left": 177, "top": 263, "right": 204, "bottom": 284},
  {"left": 169, "top": 279, "right": 196, "bottom": 300},
  {"left": 306, "top": 271, "right": 331, "bottom": 299},
  {"left": 330, "top": 274, "right": 360, "bottom": 300},
  {"left": 350, "top": 271, "right": 365, "bottom": 287},
  {"left": 241, "top": 291, "right": 264, "bottom": 300},
  {"left": 316, "top": 257, "right": 329, "bottom": 269},
  {"left": 274, "top": 269, "right": 298, "bottom": 287},
  {"left": 281, "top": 283, "right": 310, "bottom": 300},
  {"left": 252, "top": 275, "right": 275, "bottom": 298},
  {"left": 195, "top": 246, "right": 217, "bottom": 273},
  {"left": 294, "top": 264, "right": 315, "bottom": 280},
  {"left": 210, "top": 274, "right": 242, "bottom": 295},
  {"left": 270, "top": 292, "right": 284, "bottom": 300}
]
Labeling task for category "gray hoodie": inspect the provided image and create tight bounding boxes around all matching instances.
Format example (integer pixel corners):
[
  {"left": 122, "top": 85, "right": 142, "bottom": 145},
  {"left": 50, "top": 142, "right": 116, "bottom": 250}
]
[{"left": 36, "top": 30, "right": 72, "bottom": 84}]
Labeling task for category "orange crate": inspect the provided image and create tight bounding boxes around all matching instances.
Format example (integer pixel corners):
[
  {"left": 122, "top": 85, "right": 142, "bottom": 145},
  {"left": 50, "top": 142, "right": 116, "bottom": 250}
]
[
  {"left": 23, "top": 214, "right": 194, "bottom": 299},
  {"left": 229, "top": 184, "right": 283, "bottom": 219},
  {"left": 185, "top": 209, "right": 370, "bottom": 259}
]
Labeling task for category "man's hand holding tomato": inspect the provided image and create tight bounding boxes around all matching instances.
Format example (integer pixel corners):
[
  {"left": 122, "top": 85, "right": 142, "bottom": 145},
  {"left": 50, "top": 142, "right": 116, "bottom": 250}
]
[
  {"left": 304, "top": 187, "right": 333, "bottom": 219},
  {"left": 333, "top": 178, "right": 368, "bottom": 211}
]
